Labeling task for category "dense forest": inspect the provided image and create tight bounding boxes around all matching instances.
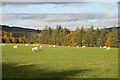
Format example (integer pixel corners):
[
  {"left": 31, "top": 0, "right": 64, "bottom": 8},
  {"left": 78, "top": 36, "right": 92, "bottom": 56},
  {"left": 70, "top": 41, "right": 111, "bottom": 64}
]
[{"left": 1, "top": 25, "right": 120, "bottom": 48}]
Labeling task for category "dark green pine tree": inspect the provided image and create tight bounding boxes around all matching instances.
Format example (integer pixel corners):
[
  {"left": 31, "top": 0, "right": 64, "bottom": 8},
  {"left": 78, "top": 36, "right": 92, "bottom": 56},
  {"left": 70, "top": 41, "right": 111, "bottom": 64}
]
[
  {"left": 93, "top": 27, "right": 100, "bottom": 47},
  {"left": 57, "top": 25, "right": 64, "bottom": 45},
  {"left": 2, "top": 37, "right": 5, "bottom": 43},
  {"left": 52, "top": 29, "right": 57, "bottom": 45},
  {"left": 74, "top": 27, "right": 84, "bottom": 46},
  {"left": 47, "top": 27, "right": 53, "bottom": 44},
  {"left": 59, "top": 28, "right": 65, "bottom": 46},
  {"left": 40, "top": 26, "right": 48, "bottom": 44},
  {"left": 75, "top": 26, "right": 80, "bottom": 32},
  {"left": 110, "top": 26, "right": 119, "bottom": 47},
  {"left": 89, "top": 26, "right": 94, "bottom": 47},
  {"left": 91, "top": 32, "right": 96, "bottom": 47},
  {"left": 99, "top": 27, "right": 108, "bottom": 46},
  {"left": 74, "top": 27, "right": 80, "bottom": 46},
  {"left": 79, "top": 27, "right": 84, "bottom": 46},
  {"left": 62, "top": 29, "right": 66, "bottom": 46},
  {"left": 95, "top": 27, "right": 100, "bottom": 47},
  {"left": 83, "top": 29, "right": 91, "bottom": 47}
]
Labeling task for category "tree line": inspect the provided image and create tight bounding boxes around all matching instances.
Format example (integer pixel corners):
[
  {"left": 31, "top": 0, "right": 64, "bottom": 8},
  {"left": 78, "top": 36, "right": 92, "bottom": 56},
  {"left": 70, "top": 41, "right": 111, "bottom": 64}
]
[
  {"left": 1, "top": 25, "right": 120, "bottom": 48},
  {"left": 2, "top": 31, "right": 27, "bottom": 43}
]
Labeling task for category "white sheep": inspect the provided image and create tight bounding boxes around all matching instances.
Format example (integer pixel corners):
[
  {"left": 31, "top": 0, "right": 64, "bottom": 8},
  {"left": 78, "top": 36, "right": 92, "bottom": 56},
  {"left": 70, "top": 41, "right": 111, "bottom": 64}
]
[
  {"left": 103, "top": 46, "right": 107, "bottom": 48},
  {"left": 40, "top": 46, "right": 42, "bottom": 48},
  {"left": 49, "top": 45, "right": 51, "bottom": 48},
  {"left": 82, "top": 46, "right": 85, "bottom": 48},
  {"left": 106, "top": 47, "right": 110, "bottom": 50},
  {"left": 16, "top": 45, "right": 18, "bottom": 47},
  {"left": 34, "top": 47, "right": 38, "bottom": 50},
  {"left": 32, "top": 48, "right": 36, "bottom": 52},
  {"left": 53, "top": 45, "right": 56, "bottom": 47},
  {"left": 26, "top": 44, "right": 28, "bottom": 46},
  {"left": 36, "top": 44, "right": 38, "bottom": 46},
  {"left": 100, "top": 46, "right": 102, "bottom": 48},
  {"left": 2, "top": 44, "right": 5, "bottom": 45},
  {"left": 33, "top": 44, "right": 35, "bottom": 46},
  {"left": 13, "top": 46, "right": 17, "bottom": 48},
  {"left": 68, "top": 45, "right": 70, "bottom": 47},
  {"left": 77, "top": 46, "right": 79, "bottom": 48},
  {"left": 32, "top": 47, "right": 38, "bottom": 52}
]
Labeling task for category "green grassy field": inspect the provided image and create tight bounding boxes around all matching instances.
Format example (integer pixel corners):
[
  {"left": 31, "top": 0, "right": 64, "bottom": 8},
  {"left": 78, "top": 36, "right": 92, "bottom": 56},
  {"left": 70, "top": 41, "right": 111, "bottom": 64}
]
[{"left": 2, "top": 44, "right": 118, "bottom": 78}]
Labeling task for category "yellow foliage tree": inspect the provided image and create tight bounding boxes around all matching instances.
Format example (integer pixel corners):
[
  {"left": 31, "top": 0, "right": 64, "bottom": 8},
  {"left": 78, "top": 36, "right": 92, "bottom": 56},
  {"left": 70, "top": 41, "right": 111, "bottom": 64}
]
[
  {"left": 64, "top": 31, "right": 77, "bottom": 46},
  {"left": 105, "top": 37, "right": 110, "bottom": 47}
]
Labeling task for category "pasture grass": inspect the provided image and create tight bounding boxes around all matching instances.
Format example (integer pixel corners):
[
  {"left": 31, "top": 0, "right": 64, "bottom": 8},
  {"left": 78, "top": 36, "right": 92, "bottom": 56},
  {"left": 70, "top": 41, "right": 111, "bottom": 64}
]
[{"left": 2, "top": 44, "right": 118, "bottom": 78}]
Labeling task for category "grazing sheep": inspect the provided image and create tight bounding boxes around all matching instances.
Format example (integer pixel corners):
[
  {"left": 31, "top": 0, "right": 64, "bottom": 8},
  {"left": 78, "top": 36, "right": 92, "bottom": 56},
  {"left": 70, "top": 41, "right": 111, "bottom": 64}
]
[
  {"left": 77, "top": 46, "right": 79, "bottom": 48},
  {"left": 68, "top": 45, "right": 70, "bottom": 47},
  {"left": 100, "top": 46, "right": 102, "bottom": 48},
  {"left": 36, "top": 44, "right": 38, "bottom": 46},
  {"left": 34, "top": 47, "right": 38, "bottom": 50},
  {"left": 33, "top": 44, "right": 35, "bottom": 46},
  {"left": 49, "top": 45, "right": 51, "bottom": 48},
  {"left": 106, "top": 47, "right": 110, "bottom": 50},
  {"left": 40, "top": 46, "right": 42, "bottom": 48},
  {"left": 2, "top": 44, "right": 5, "bottom": 45},
  {"left": 103, "top": 46, "right": 107, "bottom": 48},
  {"left": 32, "top": 47, "right": 38, "bottom": 52},
  {"left": 13, "top": 46, "right": 17, "bottom": 48},
  {"left": 26, "top": 44, "right": 28, "bottom": 46},
  {"left": 82, "top": 46, "right": 85, "bottom": 48},
  {"left": 32, "top": 48, "right": 36, "bottom": 52},
  {"left": 53, "top": 45, "right": 56, "bottom": 47}
]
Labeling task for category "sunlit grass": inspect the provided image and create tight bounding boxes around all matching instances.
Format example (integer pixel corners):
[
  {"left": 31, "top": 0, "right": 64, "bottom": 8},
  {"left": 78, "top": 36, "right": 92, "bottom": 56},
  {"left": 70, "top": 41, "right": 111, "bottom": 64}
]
[{"left": 2, "top": 44, "right": 118, "bottom": 78}]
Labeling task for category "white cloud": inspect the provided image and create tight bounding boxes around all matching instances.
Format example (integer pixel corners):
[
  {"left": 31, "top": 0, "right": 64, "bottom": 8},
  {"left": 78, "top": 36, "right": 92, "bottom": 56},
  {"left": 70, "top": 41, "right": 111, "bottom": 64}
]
[
  {"left": 2, "top": 13, "right": 118, "bottom": 30},
  {"left": 2, "top": 13, "right": 117, "bottom": 22},
  {"left": 102, "top": 2, "right": 118, "bottom": 10},
  {"left": 72, "top": 11, "right": 80, "bottom": 13}
]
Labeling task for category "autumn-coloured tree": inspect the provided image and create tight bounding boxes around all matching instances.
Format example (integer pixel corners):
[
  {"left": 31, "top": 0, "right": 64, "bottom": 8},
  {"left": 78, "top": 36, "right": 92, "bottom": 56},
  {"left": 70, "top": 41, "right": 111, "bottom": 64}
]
[
  {"left": 11, "top": 37, "right": 16, "bottom": 43},
  {"left": 18, "top": 37, "right": 23, "bottom": 43},
  {"left": 99, "top": 27, "right": 108, "bottom": 46},
  {"left": 64, "top": 31, "right": 76, "bottom": 46},
  {"left": 105, "top": 37, "right": 110, "bottom": 47},
  {"left": 22, "top": 36, "right": 27, "bottom": 43}
]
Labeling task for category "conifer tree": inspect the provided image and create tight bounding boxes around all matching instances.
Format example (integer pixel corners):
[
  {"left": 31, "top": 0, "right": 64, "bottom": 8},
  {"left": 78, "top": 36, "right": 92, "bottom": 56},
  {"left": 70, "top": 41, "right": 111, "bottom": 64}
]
[
  {"left": 83, "top": 29, "right": 91, "bottom": 47},
  {"left": 100, "top": 27, "right": 108, "bottom": 46},
  {"left": 89, "top": 26, "right": 94, "bottom": 47},
  {"left": 110, "top": 26, "right": 119, "bottom": 47}
]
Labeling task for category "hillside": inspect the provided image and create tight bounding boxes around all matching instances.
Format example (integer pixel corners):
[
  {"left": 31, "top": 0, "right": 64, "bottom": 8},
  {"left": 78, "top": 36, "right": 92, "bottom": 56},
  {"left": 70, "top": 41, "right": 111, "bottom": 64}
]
[
  {"left": 0, "top": 25, "right": 41, "bottom": 33},
  {"left": 1, "top": 25, "right": 42, "bottom": 43},
  {"left": 107, "top": 26, "right": 120, "bottom": 32}
]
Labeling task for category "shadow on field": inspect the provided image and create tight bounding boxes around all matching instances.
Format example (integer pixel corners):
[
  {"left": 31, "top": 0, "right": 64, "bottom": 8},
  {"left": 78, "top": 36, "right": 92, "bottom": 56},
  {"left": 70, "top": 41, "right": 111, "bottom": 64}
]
[{"left": 2, "top": 62, "right": 92, "bottom": 78}]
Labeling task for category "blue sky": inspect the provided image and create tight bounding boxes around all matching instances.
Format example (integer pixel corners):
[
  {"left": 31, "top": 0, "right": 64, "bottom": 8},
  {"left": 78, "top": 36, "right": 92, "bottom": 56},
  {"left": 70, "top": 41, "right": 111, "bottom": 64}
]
[{"left": 1, "top": 1, "right": 118, "bottom": 30}]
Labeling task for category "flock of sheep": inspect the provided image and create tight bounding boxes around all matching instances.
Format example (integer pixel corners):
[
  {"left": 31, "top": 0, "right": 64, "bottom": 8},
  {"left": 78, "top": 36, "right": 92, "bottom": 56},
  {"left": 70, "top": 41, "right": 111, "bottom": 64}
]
[
  {"left": 100, "top": 46, "right": 111, "bottom": 50},
  {"left": 1, "top": 43, "right": 110, "bottom": 52},
  {"left": 32, "top": 44, "right": 56, "bottom": 52}
]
